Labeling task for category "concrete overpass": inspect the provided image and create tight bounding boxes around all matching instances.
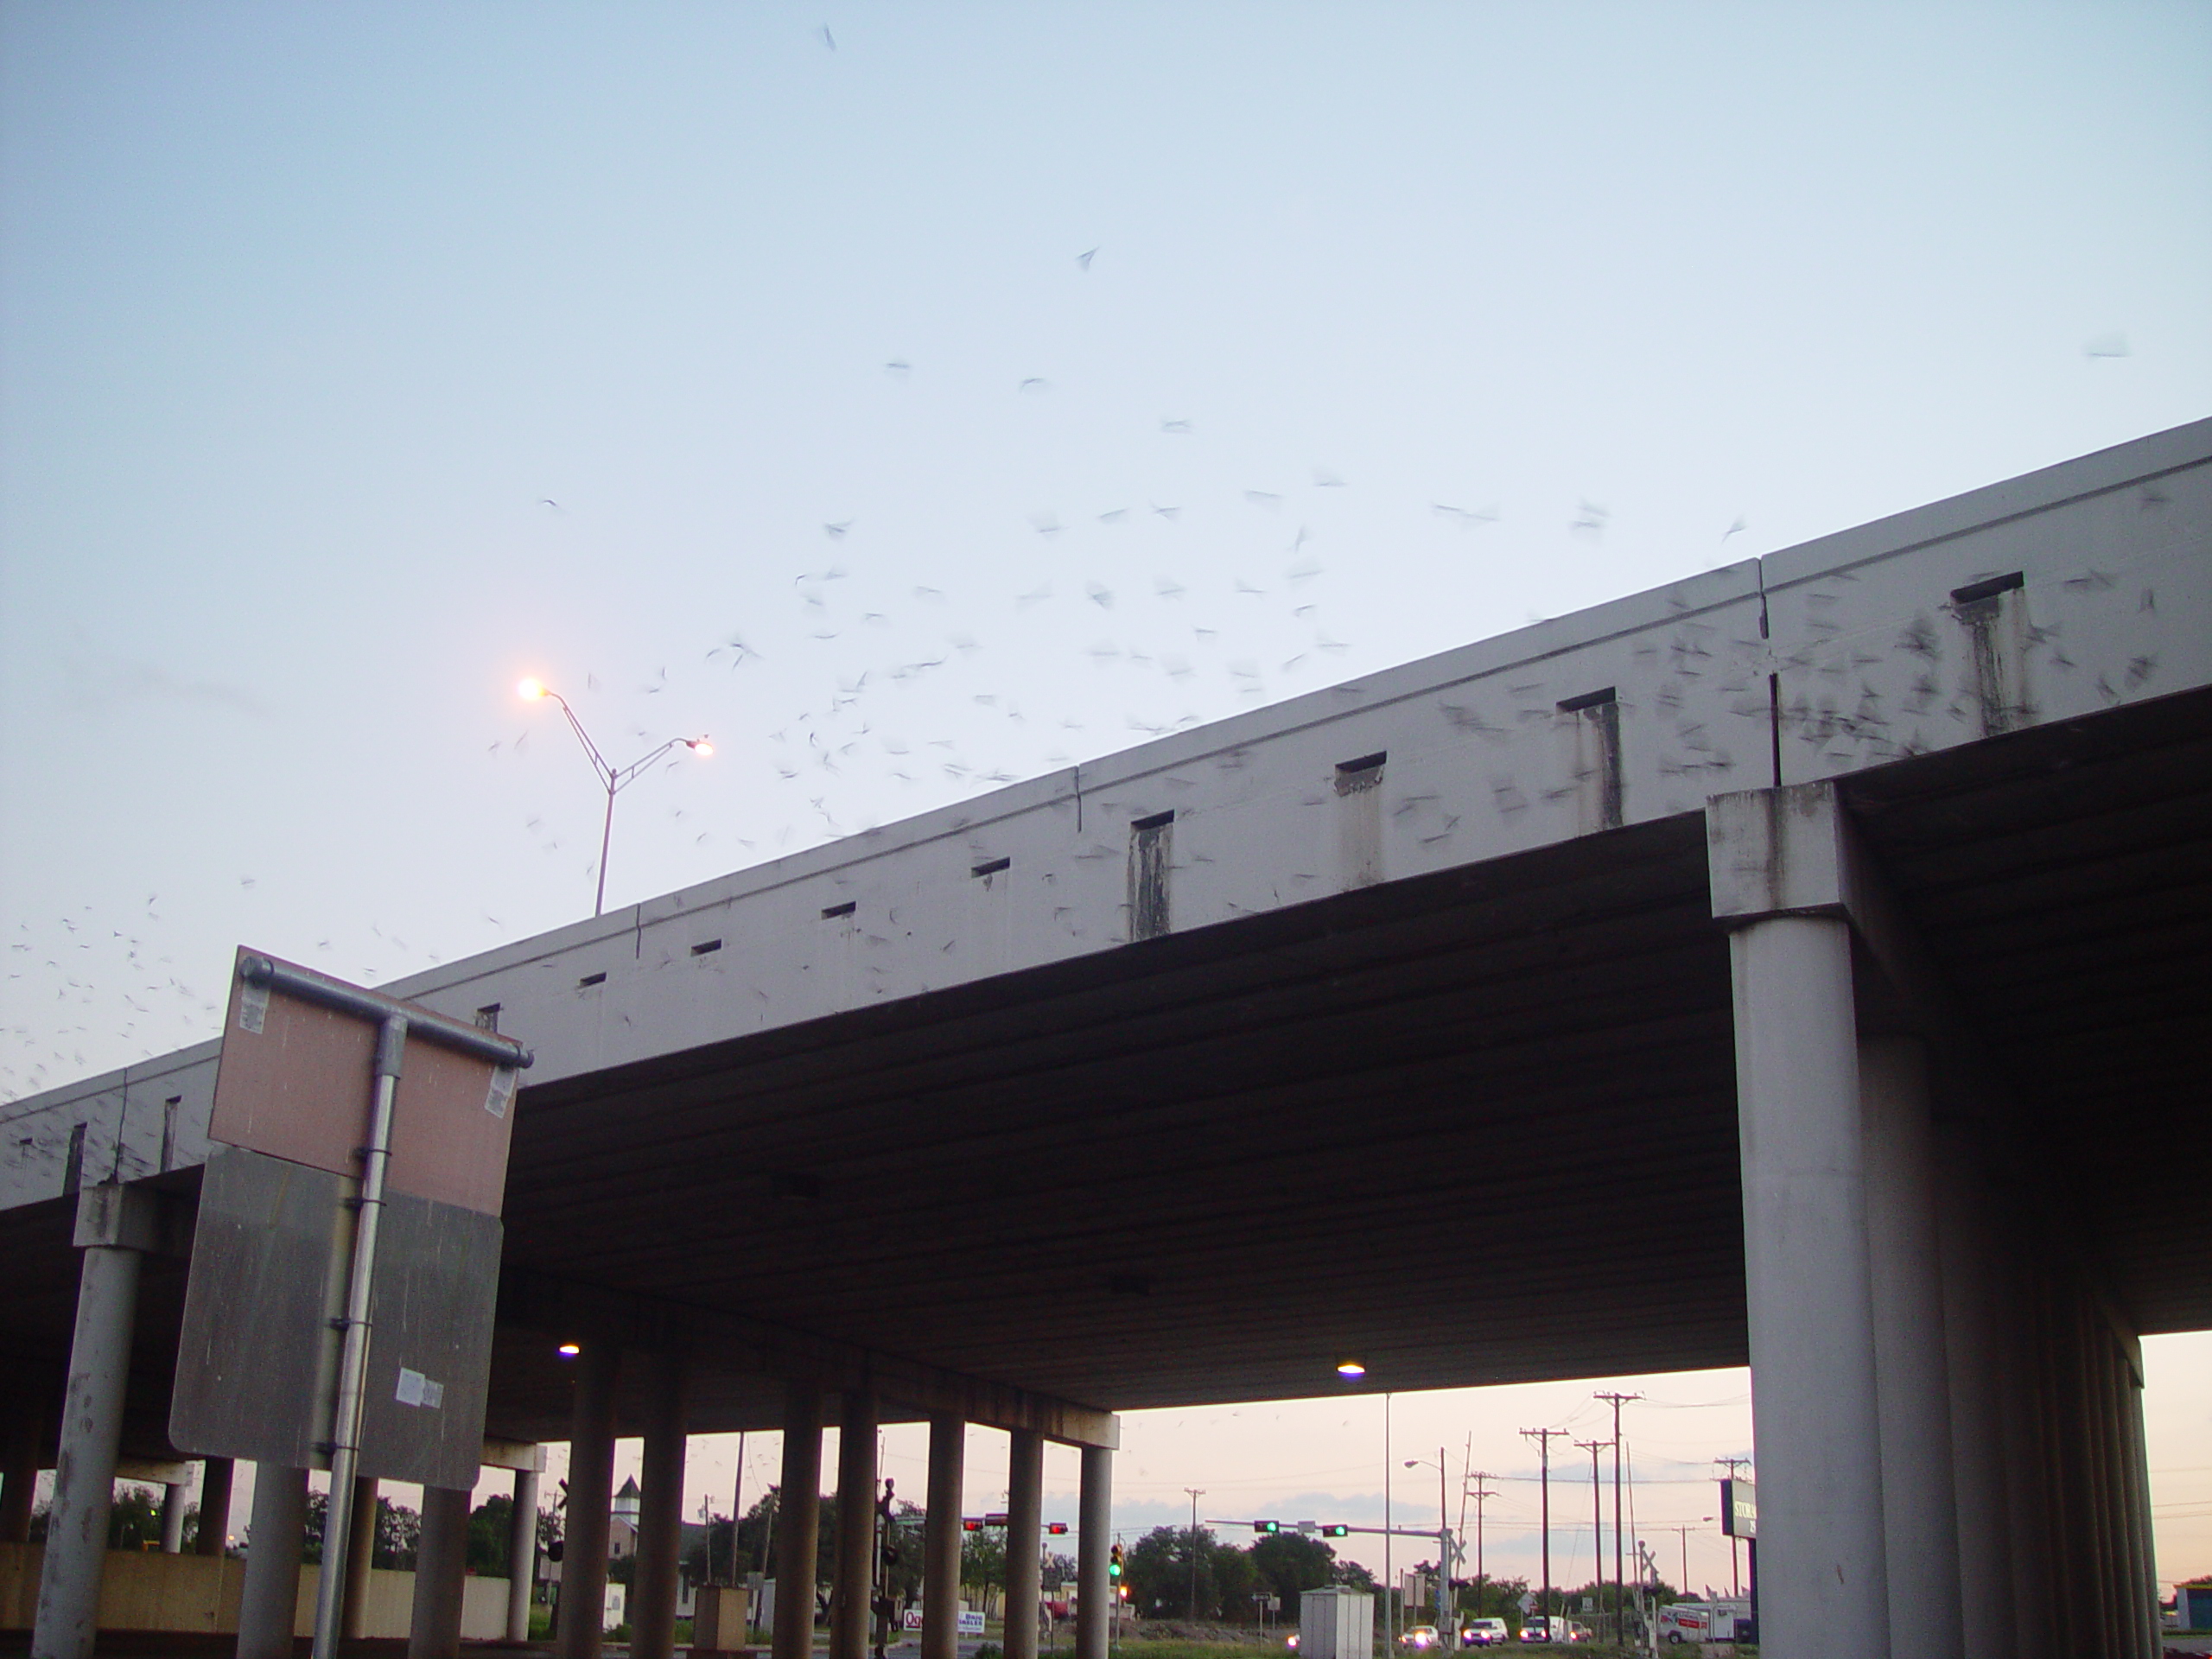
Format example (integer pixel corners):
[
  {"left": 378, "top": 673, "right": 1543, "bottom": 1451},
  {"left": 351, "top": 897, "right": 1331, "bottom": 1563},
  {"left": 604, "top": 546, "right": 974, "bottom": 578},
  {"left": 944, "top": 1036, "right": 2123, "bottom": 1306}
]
[{"left": 3, "top": 417, "right": 2208, "bottom": 1659}]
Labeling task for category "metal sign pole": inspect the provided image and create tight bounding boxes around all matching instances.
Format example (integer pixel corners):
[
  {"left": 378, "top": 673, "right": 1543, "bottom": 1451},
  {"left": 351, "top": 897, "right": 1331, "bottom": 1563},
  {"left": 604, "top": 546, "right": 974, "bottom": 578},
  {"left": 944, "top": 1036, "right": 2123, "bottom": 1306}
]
[{"left": 309, "top": 1013, "right": 407, "bottom": 1659}]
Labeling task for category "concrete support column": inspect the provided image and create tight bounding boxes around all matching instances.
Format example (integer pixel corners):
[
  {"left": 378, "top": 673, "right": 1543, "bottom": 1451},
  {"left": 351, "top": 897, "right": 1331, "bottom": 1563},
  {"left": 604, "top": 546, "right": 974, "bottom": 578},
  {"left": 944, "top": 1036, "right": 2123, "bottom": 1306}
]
[
  {"left": 631, "top": 1354, "right": 692, "bottom": 1659},
  {"left": 1726, "top": 914, "right": 1889, "bottom": 1659},
  {"left": 340, "top": 1475, "right": 379, "bottom": 1640},
  {"left": 771, "top": 1381, "right": 826, "bottom": 1659},
  {"left": 1075, "top": 1445, "right": 1111, "bottom": 1659},
  {"left": 831, "top": 1389, "right": 880, "bottom": 1659},
  {"left": 509, "top": 1466, "right": 541, "bottom": 1643},
  {"left": 921, "top": 1415, "right": 965, "bottom": 1659},
  {"left": 32, "top": 1188, "right": 151, "bottom": 1659},
  {"left": 1998, "top": 1245, "right": 2059, "bottom": 1658},
  {"left": 236, "top": 1463, "right": 308, "bottom": 1659},
  {"left": 161, "top": 1481, "right": 189, "bottom": 1552},
  {"left": 1861, "top": 1036, "right": 1965, "bottom": 1659},
  {"left": 558, "top": 1342, "right": 622, "bottom": 1659},
  {"left": 1930, "top": 1113, "right": 2016, "bottom": 1659},
  {"left": 196, "top": 1458, "right": 236, "bottom": 1558},
  {"left": 0, "top": 1412, "right": 40, "bottom": 1543},
  {"left": 408, "top": 1484, "right": 473, "bottom": 1659},
  {"left": 2119, "top": 1362, "right": 2159, "bottom": 1659},
  {"left": 1003, "top": 1430, "right": 1045, "bottom": 1659}
]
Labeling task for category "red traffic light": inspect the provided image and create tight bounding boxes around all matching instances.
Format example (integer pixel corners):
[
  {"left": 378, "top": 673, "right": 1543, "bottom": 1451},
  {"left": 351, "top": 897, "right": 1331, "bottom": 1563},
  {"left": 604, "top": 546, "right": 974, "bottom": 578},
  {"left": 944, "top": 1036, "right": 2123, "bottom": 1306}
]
[
  {"left": 963, "top": 1519, "right": 983, "bottom": 1533},
  {"left": 1046, "top": 1522, "right": 1069, "bottom": 1535}
]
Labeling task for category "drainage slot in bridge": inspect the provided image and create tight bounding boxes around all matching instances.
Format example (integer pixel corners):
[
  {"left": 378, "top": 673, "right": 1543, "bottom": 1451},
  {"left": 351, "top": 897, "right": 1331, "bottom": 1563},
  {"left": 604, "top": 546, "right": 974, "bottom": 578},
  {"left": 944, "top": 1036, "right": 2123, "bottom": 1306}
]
[
  {"left": 1557, "top": 687, "right": 1623, "bottom": 831},
  {"left": 577, "top": 971, "right": 607, "bottom": 988},
  {"left": 821, "top": 900, "right": 856, "bottom": 920},
  {"left": 1129, "top": 811, "right": 1174, "bottom": 941},
  {"left": 971, "top": 857, "right": 1011, "bottom": 878},
  {"left": 1950, "top": 570, "right": 2024, "bottom": 607},
  {"left": 1333, "top": 752, "right": 1387, "bottom": 794},
  {"left": 690, "top": 938, "right": 723, "bottom": 956}
]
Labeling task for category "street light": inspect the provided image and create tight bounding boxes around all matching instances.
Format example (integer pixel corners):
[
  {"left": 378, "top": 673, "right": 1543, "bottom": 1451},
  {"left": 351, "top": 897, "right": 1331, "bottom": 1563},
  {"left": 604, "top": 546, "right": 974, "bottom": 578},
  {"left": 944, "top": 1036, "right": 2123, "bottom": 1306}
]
[
  {"left": 1405, "top": 1456, "right": 1451, "bottom": 1632},
  {"left": 518, "top": 677, "right": 711, "bottom": 917}
]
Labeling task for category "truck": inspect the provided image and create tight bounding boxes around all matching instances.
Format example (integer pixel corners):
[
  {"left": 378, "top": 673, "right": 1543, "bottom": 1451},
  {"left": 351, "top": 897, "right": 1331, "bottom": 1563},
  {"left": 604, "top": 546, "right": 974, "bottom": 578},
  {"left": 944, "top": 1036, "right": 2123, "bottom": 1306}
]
[{"left": 1654, "top": 1599, "right": 1753, "bottom": 1643}]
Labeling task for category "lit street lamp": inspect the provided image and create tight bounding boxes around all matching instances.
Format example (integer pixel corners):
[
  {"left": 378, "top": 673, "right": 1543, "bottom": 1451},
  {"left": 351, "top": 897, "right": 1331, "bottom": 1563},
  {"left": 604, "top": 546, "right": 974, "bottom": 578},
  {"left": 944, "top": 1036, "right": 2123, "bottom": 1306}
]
[
  {"left": 1404, "top": 1455, "right": 1452, "bottom": 1632},
  {"left": 518, "top": 677, "right": 711, "bottom": 917}
]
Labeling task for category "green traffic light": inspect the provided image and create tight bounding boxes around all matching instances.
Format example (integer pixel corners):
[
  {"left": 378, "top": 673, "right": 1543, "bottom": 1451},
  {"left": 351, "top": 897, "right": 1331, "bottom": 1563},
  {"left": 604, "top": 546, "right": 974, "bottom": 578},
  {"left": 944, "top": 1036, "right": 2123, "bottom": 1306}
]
[
  {"left": 1322, "top": 1524, "right": 1350, "bottom": 1538},
  {"left": 1254, "top": 1520, "right": 1281, "bottom": 1535}
]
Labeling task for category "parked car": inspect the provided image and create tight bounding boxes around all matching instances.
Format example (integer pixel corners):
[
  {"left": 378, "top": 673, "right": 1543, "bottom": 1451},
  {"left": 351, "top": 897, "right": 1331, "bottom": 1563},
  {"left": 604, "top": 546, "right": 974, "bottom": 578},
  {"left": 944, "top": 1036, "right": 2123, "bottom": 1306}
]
[{"left": 1461, "top": 1618, "right": 1510, "bottom": 1646}]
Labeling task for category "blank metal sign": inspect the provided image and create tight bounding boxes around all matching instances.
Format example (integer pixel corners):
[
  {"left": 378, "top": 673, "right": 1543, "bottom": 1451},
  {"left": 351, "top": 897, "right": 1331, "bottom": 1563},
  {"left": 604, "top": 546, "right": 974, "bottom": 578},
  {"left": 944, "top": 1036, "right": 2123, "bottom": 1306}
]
[{"left": 171, "top": 1144, "right": 501, "bottom": 1491}]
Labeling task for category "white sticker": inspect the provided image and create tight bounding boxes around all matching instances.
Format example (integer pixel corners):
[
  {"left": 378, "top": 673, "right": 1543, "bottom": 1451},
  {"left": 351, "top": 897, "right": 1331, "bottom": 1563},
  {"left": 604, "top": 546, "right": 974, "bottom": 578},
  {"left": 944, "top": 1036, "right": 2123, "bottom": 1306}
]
[
  {"left": 396, "top": 1366, "right": 443, "bottom": 1408},
  {"left": 237, "top": 982, "right": 270, "bottom": 1035},
  {"left": 484, "top": 1066, "right": 517, "bottom": 1120}
]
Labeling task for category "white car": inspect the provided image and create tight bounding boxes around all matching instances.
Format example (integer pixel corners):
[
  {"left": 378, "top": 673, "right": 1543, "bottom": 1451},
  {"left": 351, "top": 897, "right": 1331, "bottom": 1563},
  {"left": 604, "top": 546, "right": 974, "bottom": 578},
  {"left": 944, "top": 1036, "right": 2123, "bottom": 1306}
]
[{"left": 1461, "top": 1618, "right": 1510, "bottom": 1647}]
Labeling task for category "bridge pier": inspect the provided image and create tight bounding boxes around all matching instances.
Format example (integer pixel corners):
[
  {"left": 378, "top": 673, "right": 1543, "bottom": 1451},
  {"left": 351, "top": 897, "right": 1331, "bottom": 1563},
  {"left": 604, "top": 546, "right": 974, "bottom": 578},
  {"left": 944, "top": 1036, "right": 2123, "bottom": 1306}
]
[
  {"left": 921, "top": 1414, "right": 965, "bottom": 1659},
  {"left": 831, "top": 1388, "right": 880, "bottom": 1659},
  {"left": 195, "top": 1457, "right": 234, "bottom": 1556},
  {"left": 1076, "top": 1445, "right": 1111, "bottom": 1659},
  {"left": 630, "top": 1353, "right": 691, "bottom": 1659},
  {"left": 772, "top": 1381, "right": 825, "bottom": 1659},
  {"left": 1003, "top": 1428, "right": 1043, "bottom": 1659},
  {"left": 236, "top": 1463, "right": 306, "bottom": 1659},
  {"left": 32, "top": 1185, "right": 156, "bottom": 1659},
  {"left": 559, "top": 1342, "right": 621, "bottom": 1659},
  {"left": 508, "top": 1464, "right": 541, "bottom": 1642},
  {"left": 408, "top": 1483, "right": 472, "bottom": 1659},
  {"left": 1712, "top": 781, "right": 2161, "bottom": 1659}
]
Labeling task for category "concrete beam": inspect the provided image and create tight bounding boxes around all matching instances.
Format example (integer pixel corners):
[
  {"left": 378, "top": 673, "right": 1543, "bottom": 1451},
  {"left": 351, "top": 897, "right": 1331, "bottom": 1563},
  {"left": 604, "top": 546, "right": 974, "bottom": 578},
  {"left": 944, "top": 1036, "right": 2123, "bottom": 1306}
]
[
  {"left": 500, "top": 1266, "right": 1119, "bottom": 1448},
  {"left": 481, "top": 1437, "right": 547, "bottom": 1473}
]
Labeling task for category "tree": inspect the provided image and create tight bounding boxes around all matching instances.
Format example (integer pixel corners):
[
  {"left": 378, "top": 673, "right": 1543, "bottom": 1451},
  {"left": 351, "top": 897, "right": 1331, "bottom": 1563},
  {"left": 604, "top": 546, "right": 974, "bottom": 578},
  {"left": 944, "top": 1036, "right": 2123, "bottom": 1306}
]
[
  {"left": 299, "top": 1491, "right": 419, "bottom": 1569},
  {"left": 468, "top": 1493, "right": 514, "bottom": 1576},
  {"left": 1250, "top": 1534, "right": 1338, "bottom": 1608}
]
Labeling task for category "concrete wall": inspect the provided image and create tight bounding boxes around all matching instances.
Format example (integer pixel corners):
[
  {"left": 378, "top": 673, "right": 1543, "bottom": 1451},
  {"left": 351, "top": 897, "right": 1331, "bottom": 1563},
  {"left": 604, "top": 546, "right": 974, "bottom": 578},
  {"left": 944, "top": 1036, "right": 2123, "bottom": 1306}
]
[
  {"left": 4, "top": 418, "right": 2205, "bottom": 1208},
  {"left": 0, "top": 1544, "right": 512, "bottom": 1640}
]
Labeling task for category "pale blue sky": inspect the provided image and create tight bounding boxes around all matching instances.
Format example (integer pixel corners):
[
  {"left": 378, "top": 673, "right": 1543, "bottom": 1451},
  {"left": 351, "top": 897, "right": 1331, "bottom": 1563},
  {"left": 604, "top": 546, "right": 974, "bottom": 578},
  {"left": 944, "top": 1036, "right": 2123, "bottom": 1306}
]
[{"left": 3, "top": 0, "right": 2208, "bottom": 1591}]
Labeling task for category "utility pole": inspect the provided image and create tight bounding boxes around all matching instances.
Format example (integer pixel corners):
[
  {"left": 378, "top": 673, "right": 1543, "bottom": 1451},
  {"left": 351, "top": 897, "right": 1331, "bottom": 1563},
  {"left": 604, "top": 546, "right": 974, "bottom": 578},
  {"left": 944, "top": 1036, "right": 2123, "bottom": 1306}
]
[
  {"left": 1520, "top": 1427, "right": 1567, "bottom": 1629},
  {"left": 1574, "top": 1441, "right": 1605, "bottom": 1632},
  {"left": 1184, "top": 1490, "right": 1205, "bottom": 1619},
  {"left": 1715, "top": 1459, "right": 1751, "bottom": 1599},
  {"left": 1595, "top": 1392, "right": 1639, "bottom": 1644},
  {"left": 1465, "top": 1475, "right": 1496, "bottom": 1617}
]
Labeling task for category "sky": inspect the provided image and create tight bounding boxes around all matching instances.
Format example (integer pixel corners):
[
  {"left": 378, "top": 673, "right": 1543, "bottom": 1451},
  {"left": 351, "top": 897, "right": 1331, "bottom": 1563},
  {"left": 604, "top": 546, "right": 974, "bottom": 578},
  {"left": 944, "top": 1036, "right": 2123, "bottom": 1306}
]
[{"left": 3, "top": 0, "right": 2208, "bottom": 1599}]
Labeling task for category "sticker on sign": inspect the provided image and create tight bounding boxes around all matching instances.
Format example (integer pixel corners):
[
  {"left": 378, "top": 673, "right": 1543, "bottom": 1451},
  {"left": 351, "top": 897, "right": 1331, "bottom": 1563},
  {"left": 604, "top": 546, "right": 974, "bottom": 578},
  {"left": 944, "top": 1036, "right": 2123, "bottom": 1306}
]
[{"left": 396, "top": 1368, "right": 446, "bottom": 1410}]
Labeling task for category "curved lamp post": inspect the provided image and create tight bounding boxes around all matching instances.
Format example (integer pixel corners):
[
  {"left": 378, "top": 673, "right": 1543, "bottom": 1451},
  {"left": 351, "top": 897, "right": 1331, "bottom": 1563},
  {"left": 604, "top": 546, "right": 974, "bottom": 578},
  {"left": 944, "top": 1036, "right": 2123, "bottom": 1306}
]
[{"left": 519, "top": 677, "right": 711, "bottom": 916}]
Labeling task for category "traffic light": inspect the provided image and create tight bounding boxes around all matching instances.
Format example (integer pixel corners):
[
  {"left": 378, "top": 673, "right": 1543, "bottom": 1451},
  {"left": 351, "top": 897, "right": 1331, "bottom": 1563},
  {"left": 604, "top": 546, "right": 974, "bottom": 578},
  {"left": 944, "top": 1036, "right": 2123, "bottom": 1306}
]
[
  {"left": 1253, "top": 1520, "right": 1281, "bottom": 1535},
  {"left": 963, "top": 1519, "right": 984, "bottom": 1533},
  {"left": 1046, "top": 1522, "right": 1069, "bottom": 1535},
  {"left": 1109, "top": 1543, "right": 1125, "bottom": 1580},
  {"left": 1321, "top": 1524, "right": 1350, "bottom": 1538}
]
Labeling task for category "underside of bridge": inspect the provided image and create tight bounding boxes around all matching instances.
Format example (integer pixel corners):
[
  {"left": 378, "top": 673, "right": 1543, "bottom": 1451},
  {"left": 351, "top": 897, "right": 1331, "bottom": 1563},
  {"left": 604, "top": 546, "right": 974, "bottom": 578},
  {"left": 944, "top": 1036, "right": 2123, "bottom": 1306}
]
[{"left": 4, "top": 682, "right": 2205, "bottom": 1457}]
